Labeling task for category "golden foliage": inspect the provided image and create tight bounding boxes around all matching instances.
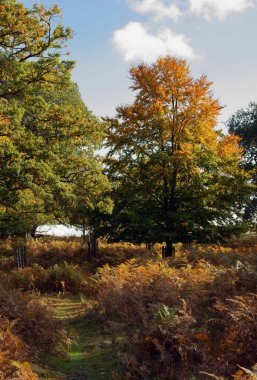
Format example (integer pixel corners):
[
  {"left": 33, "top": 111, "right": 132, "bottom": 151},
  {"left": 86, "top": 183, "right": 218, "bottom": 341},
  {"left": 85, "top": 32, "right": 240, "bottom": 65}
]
[
  {"left": 89, "top": 241, "right": 257, "bottom": 379},
  {"left": 0, "top": 317, "right": 39, "bottom": 380}
]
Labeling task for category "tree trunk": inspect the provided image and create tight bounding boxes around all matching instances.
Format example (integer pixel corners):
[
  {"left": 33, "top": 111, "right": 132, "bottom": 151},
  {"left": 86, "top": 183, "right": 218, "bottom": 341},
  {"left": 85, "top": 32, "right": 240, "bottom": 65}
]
[
  {"left": 146, "top": 242, "right": 154, "bottom": 252},
  {"left": 165, "top": 240, "right": 175, "bottom": 258},
  {"left": 87, "top": 230, "right": 98, "bottom": 260},
  {"left": 30, "top": 226, "right": 37, "bottom": 238},
  {"left": 82, "top": 224, "right": 87, "bottom": 246},
  {"left": 13, "top": 237, "right": 27, "bottom": 268}
]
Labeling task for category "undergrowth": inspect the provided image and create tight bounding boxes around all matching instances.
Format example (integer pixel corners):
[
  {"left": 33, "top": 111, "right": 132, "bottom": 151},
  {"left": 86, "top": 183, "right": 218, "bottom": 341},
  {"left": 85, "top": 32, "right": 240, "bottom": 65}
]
[
  {"left": 0, "top": 237, "right": 257, "bottom": 379},
  {"left": 0, "top": 283, "right": 70, "bottom": 380},
  {"left": 91, "top": 254, "right": 257, "bottom": 379}
]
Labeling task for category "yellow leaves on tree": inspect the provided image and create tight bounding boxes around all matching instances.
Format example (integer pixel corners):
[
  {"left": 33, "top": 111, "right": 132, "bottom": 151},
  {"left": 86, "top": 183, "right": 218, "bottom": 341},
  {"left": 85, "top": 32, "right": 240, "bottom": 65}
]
[
  {"left": 106, "top": 56, "right": 250, "bottom": 252},
  {"left": 218, "top": 135, "right": 243, "bottom": 161}
]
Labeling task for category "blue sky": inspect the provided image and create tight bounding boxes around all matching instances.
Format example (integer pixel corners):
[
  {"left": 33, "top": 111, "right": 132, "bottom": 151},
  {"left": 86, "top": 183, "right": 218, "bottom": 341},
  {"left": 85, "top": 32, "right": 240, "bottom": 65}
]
[{"left": 23, "top": 0, "right": 257, "bottom": 129}]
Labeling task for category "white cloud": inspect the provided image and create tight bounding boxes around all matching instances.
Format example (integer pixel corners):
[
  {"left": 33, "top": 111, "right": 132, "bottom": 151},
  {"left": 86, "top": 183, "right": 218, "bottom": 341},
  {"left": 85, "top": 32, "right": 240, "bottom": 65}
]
[
  {"left": 127, "top": 0, "right": 255, "bottom": 22},
  {"left": 127, "top": 0, "right": 182, "bottom": 21},
  {"left": 113, "top": 22, "right": 197, "bottom": 63},
  {"left": 189, "top": 0, "right": 254, "bottom": 21}
]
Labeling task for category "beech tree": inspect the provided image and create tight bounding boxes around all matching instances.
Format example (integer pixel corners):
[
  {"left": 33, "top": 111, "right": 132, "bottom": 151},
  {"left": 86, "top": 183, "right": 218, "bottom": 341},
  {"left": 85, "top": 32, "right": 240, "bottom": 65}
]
[{"left": 105, "top": 57, "right": 250, "bottom": 256}]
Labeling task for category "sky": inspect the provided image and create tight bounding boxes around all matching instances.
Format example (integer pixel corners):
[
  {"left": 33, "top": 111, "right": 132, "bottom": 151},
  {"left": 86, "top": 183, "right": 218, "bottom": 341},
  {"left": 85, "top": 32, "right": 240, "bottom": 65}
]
[
  {"left": 21, "top": 0, "right": 257, "bottom": 236},
  {"left": 23, "top": 0, "right": 257, "bottom": 130},
  {"left": 37, "top": 225, "right": 82, "bottom": 236}
]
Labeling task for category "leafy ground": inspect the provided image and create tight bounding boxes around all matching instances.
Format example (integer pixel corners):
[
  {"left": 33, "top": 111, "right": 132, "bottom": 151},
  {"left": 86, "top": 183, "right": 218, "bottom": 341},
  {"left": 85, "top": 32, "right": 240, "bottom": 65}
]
[{"left": 35, "top": 295, "right": 121, "bottom": 380}]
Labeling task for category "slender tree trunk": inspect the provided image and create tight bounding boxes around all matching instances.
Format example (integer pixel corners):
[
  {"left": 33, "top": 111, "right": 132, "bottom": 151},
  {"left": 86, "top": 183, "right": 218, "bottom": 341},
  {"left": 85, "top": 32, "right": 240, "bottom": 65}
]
[
  {"left": 87, "top": 229, "right": 98, "bottom": 260},
  {"left": 165, "top": 239, "right": 175, "bottom": 257},
  {"left": 13, "top": 236, "right": 28, "bottom": 268},
  {"left": 146, "top": 242, "right": 154, "bottom": 252},
  {"left": 82, "top": 223, "right": 86, "bottom": 246}
]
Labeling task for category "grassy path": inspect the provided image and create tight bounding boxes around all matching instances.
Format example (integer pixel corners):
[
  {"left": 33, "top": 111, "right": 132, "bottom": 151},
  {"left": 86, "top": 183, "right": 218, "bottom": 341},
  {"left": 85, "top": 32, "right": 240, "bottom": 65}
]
[{"left": 36, "top": 295, "right": 120, "bottom": 380}]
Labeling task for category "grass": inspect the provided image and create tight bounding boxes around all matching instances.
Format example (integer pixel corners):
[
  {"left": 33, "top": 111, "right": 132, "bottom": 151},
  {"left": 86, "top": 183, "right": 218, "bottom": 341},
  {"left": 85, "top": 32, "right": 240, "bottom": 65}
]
[{"left": 36, "top": 295, "right": 122, "bottom": 380}]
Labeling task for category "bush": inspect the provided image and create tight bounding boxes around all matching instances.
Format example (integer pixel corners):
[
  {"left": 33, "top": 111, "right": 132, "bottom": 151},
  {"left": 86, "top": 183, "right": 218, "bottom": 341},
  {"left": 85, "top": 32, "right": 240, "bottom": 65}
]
[
  {"left": 28, "top": 239, "right": 86, "bottom": 267},
  {"left": 10, "top": 265, "right": 50, "bottom": 291},
  {"left": 95, "top": 260, "right": 185, "bottom": 324},
  {"left": 95, "top": 242, "right": 147, "bottom": 267},
  {"left": 121, "top": 302, "right": 203, "bottom": 380},
  {"left": 209, "top": 294, "right": 257, "bottom": 375},
  {"left": 9, "top": 262, "right": 87, "bottom": 293},
  {"left": 0, "top": 284, "right": 65, "bottom": 354},
  {"left": 50, "top": 262, "right": 85, "bottom": 292},
  {"left": 92, "top": 257, "right": 257, "bottom": 379},
  {"left": 93, "top": 259, "right": 211, "bottom": 378},
  {"left": 0, "top": 317, "right": 40, "bottom": 380}
]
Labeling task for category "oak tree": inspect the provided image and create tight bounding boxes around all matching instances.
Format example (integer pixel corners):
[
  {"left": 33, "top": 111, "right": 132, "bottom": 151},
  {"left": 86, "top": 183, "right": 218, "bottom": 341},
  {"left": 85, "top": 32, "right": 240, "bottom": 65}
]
[{"left": 0, "top": 1, "right": 110, "bottom": 237}]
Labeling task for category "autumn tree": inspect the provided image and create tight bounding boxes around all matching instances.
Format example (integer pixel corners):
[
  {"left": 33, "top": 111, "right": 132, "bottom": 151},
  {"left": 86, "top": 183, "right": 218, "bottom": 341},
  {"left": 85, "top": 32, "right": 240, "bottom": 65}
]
[
  {"left": 0, "top": 0, "right": 111, "bottom": 237},
  {"left": 105, "top": 56, "right": 250, "bottom": 256}
]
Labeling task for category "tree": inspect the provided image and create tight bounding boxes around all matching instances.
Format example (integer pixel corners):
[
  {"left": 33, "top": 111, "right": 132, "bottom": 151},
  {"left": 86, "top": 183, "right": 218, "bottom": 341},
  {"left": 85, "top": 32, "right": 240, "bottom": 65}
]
[
  {"left": 105, "top": 56, "right": 250, "bottom": 256},
  {"left": 227, "top": 102, "right": 257, "bottom": 221},
  {"left": 0, "top": 0, "right": 72, "bottom": 235},
  {"left": 61, "top": 155, "right": 113, "bottom": 244},
  {"left": 0, "top": 1, "right": 110, "bottom": 238}
]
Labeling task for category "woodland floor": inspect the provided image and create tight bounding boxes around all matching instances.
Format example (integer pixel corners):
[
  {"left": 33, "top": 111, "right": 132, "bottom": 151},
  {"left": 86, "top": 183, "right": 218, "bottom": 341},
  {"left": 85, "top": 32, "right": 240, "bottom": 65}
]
[{"left": 35, "top": 295, "right": 120, "bottom": 380}]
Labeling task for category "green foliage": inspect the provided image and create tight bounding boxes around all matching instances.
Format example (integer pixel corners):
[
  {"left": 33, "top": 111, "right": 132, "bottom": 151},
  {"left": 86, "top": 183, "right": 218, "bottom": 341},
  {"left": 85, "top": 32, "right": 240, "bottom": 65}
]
[
  {"left": 0, "top": 0, "right": 111, "bottom": 237},
  {"left": 104, "top": 56, "right": 250, "bottom": 251},
  {"left": 50, "top": 262, "right": 84, "bottom": 292},
  {"left": 38, "top": 296, "right": 120, "bottom": 380},
  {"left": 154, "top": 305, "right": 177, "bottom": 328},
  {"left": 227, "top": 102, "right": 257, "bottom": 222}
]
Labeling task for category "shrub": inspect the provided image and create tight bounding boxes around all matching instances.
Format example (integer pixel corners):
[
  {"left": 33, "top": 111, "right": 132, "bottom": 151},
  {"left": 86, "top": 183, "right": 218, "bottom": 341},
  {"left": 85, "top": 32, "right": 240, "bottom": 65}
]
[
  {"left": 0, "top": 284, "right": 65, "bottom": 354},
  {"left": 0, "top": 317, "right": 40, "bottom": 380},
  {"left": 9, "top": 262, "right": 86, "bottom": 293},
  {"left": 92, "top": 259, "right": 212, "bottom": 378},
  {"left": 50, "top": 262, "right": 85, "bottom": 292},
  {"left": 95, "top": 242, "right": 147, "bottom": 267},
  {"left": 94, "top": 260, "right": 185, "bottom": 325},
  {"left": 28, "top": 239, "right": 85, "bottom": 267},
  {"left": 10, "top": 265, "right": 50, "bottom": 291},
  {"left": 121, "top": 302, "right": 203, "bottom": 380},
  {"left": 208, "top": 294, "right": 257, "bottom": 375},
  {"left": 92, "top": 257, "right": 257, "bottom": 379}
]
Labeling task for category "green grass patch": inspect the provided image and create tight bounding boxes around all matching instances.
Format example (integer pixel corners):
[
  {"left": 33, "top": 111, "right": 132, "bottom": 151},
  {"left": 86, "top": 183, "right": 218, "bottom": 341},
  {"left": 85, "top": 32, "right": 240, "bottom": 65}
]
[{"left": 36, "top": 295, "right": 122, "bottom": 380}]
